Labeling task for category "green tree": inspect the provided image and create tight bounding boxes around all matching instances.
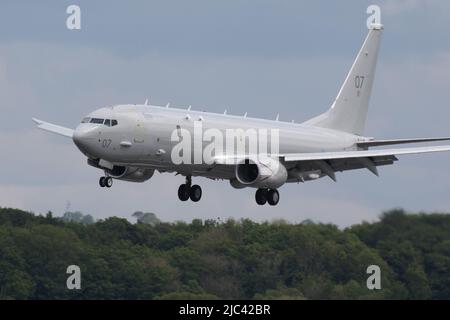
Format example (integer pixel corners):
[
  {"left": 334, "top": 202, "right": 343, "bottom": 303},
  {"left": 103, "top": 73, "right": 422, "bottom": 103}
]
[
  {"left": 1, "top": 207, "right": 450, "bottom": 300},
  {"left": 132, "top": 211, "right": 161, "bottom": 226}
]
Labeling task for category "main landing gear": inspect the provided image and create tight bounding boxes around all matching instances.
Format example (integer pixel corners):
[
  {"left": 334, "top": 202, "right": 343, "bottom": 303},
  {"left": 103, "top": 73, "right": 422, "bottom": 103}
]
[
  {"left": 178, "top": 176, "right": 202, "bottom": 202},
  {"left": 255, "top": 188, "right": 280, "bottom": 206},
  {"left": 99, "top": 176, "right": 113, "bottom": 188}
]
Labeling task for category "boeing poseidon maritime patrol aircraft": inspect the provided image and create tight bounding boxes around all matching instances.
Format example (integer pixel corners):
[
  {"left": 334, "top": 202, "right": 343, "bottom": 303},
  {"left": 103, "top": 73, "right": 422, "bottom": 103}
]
[{"left": 33, "top": 24, "right": 450, "bottom": 206}]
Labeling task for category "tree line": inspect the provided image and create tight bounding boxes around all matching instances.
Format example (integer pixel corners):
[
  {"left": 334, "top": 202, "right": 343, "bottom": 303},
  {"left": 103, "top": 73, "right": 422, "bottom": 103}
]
[{"left": 0, "top": 207, "right": 449, "bottom": 299}]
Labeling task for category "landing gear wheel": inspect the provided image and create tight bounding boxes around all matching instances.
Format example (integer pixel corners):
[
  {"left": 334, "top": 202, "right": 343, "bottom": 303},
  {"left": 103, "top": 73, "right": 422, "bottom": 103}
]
[
  {"left": 189, "top": 185, "right": 202, "bottom": 202},
  {"left": 99, "top": 177, "right": 106, "bottom": 188},
  {"left": 178, "top": 184, "right": 190, "bottom": 201},
  {"left": 255, "top": 189, "right": 268, "bottom": 205},
  {"left": 105, "top": 177, "right": 113, "bottom": 188},
  {"left": 267, "top": 189, "right": 280, "bottom": 206}
]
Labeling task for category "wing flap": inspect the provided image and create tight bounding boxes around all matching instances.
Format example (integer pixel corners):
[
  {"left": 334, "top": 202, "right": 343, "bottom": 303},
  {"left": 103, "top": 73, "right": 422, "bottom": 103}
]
[
  {"left": 289, "top": 156, "right": 395, "bottom": 181},
  {"left": 357, "top": 137, "right": 450, "bottom": 148},
  {"left": 32, "top": 118, "right": 74, "bottom": 138},
  {"left": 328, "top": 156, "right": 396, "bottom": 172}
]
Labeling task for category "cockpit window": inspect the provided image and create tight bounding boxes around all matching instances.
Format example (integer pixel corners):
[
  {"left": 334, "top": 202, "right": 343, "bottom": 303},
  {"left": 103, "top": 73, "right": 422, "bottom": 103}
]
[
  {"left": 83, "top": 118, "right": 117, "bottom": 126},
  {"left": 90, "top": 118, "right": 104, "bottom": 124}
]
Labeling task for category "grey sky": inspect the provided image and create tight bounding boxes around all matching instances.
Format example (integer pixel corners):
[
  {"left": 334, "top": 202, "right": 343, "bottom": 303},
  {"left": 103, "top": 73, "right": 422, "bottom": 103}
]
[{"left": 1, "top": 1, "right": 450, "bottom": 227}]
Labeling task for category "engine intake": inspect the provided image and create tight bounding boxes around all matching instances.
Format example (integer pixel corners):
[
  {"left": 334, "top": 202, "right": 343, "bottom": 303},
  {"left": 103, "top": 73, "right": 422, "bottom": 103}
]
[
  {"left": 236, "top": 160, "right": 259, "bottom": 184},
  {"left": 235, "top": 156, "right": 287, "bottom": 189}
]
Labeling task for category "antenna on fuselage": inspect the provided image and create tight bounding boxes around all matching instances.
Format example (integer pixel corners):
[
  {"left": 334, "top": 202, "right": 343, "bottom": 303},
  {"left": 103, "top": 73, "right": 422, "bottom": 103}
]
[
  {"left": 275, "top": 114, "right": 280, "bottom": 121},
  {"left": 187, "top": 105, "right": 192, "bottom": 111},
  {"left": 166, "top": 103, "right": 170, "bottom": 108},
  {"left": 144, "top": 98, "right": 149, "bottom": 105},
  {"left": 224, "top": 109, "right": 227, "bottom": 115},
  {"left": 243, "top": 112, "right": 247, "bottom": 118}
]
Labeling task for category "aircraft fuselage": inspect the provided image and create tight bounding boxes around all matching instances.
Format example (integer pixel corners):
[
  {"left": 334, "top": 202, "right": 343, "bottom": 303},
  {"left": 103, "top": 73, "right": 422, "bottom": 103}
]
[{"left": 73, "top": 104, "right": 360, "bottom": 180}]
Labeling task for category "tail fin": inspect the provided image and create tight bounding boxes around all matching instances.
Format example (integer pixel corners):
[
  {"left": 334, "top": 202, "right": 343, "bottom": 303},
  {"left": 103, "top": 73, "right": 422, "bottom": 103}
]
[{"left": 304, "top": 24, "right": 383, "bottom": 136}]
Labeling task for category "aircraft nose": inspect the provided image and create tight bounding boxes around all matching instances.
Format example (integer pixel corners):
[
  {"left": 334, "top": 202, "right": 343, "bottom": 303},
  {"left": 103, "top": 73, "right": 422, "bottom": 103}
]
[
  {"left": 73, "top": 126, "right": 88, "bottom": 143},
  {"left": 73, "top": 125, "right": 96, "bottom": 151}
]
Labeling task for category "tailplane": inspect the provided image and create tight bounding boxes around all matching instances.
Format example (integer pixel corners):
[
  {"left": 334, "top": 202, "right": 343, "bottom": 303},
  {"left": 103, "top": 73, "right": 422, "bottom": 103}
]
[{"left": 304, "top": 24, "right": 383, "bottom": 136}]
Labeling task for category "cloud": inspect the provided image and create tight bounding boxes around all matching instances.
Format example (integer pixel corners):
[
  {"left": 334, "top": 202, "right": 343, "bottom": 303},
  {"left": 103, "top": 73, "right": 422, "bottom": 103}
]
[{"left": 367, "top": 52, "right": 450, "bottom": 137}]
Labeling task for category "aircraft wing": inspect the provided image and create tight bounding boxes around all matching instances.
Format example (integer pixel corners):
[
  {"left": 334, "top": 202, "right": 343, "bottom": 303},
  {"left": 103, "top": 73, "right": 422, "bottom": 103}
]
[
  {"left": 279, "top": 145, "right": 450, "bottom": 179},
  {"left": 32, "top": 118, "right": 74, "bottom": 138},
  {"left": 283, "top": 145, "right": 450, "bottom": 162},
  {"left": 214, "top": 145, "right": 450, "bottom": 180}
]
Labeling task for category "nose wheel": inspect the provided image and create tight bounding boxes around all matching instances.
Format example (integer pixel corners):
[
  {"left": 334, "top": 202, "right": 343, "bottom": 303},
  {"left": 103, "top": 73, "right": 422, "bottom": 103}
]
[
  {"left": 178, "top": 176, "right": 202, "bottom": 202},
  {"left": 99, "top": 176, "right": 113, "bottom": 188},
  {"left": 255, "top": 188, "right": 279, "bottom": 206}
]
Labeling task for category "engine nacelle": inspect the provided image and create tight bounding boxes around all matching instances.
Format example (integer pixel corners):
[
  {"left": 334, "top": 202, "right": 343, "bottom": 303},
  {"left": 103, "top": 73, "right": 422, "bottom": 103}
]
[
  {"left": 87, "top": 159, "right": 154, "bottom": 183},
  {"left": 106, "top": 166, "right": 154, "bottom": 183},
  {"left": 229, "top": 178, "right": 246, "bottom": 189},
  {"left": 235, "top": 156, "right": 287, "bottom": 189}
]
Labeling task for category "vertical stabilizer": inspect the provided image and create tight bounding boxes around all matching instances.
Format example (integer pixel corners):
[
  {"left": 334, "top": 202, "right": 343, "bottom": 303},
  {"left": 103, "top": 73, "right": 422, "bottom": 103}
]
[{"left": 304, "top": 24, "right": 383, "bottom": 135}]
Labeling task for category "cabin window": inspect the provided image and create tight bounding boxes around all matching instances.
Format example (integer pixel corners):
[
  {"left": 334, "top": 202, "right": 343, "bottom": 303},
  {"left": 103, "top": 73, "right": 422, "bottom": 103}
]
[
  {"left": 111, "top": 120, "right": 118, "bottom": 126},
  {"left": 104, "top": 119, "right": 111, "bottom": 127}
]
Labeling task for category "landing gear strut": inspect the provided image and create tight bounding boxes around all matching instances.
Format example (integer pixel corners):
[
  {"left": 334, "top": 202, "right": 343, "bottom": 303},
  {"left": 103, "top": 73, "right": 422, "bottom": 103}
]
[
  {"left": 255, "top": 188, "right": 279, "bottom": 206},
  {"left": 99, "top": 176, "right": 113, "bottom": 188},
  {"left": 178, "top": 176, "right": 202, "bottom": 202}
]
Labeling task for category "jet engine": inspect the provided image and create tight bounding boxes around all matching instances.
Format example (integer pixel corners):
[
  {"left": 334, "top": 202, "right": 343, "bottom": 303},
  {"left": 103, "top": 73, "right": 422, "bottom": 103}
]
[
  {"left": 106, "top": 166, "right": 154, "bottom": 182},
  {"left": 229, "top": 178, "right": 246, "bottom": 189},
  {"left": 88, "top": 159, "right": 154, "bottom": 183},
  {"left": 235, "top": 156, "right": 287, "bottom": 189}
]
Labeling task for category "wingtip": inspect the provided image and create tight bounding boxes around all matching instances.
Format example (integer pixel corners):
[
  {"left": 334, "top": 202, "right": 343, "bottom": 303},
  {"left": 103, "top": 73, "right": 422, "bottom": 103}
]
[{"left": 32, "top": 118, "right": 43, "bottom": 125}]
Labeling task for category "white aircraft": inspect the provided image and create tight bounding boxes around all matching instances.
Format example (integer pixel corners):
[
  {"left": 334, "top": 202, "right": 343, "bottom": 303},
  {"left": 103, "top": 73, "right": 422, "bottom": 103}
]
[{"left": 33, "top": 24, "right": 450, "bottom": 206}]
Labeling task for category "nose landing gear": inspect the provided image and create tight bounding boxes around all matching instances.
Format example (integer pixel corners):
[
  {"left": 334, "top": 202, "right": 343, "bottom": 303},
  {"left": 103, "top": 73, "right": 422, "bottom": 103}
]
[
  {"left": 255, "top": 188, "right": 279, "bottom": 206},
  {"left": 178, "top": 176, "right": 202, "bottom": 202}
]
